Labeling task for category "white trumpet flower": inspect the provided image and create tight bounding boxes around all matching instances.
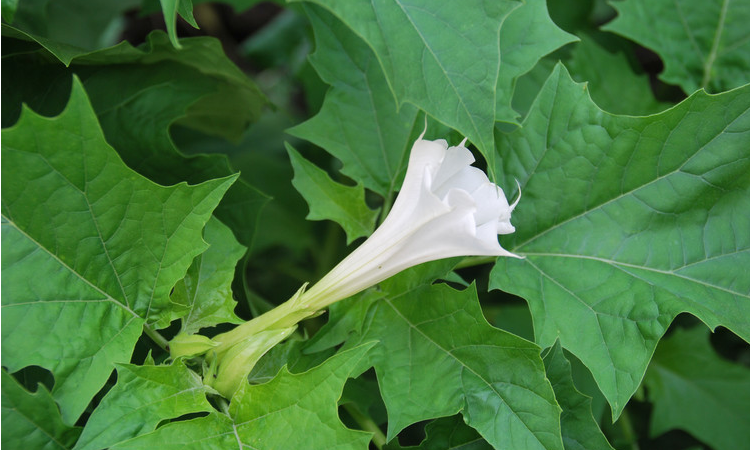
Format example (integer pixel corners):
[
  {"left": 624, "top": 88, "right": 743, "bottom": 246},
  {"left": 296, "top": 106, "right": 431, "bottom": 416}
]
[
  {"left": 203, "top": 130, "right": 520, "bottom": 398},
  {"left": 300, "top": 130, "right": 521, "bottom": 310}
]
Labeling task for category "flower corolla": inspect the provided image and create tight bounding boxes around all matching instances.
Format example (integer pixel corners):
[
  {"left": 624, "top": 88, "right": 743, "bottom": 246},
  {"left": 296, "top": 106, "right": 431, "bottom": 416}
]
[
  {"left": 199, "top": 130, "right": 521, "bottom": 398},
  {"left": 301, "top": 130, "right": 520, "bottom": 310}
]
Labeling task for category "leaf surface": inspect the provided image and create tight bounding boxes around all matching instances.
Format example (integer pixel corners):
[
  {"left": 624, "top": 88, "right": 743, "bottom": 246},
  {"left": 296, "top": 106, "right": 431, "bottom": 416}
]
[
  {"left": 287, "top": 143, "right": 380, "bottom": 243},
  {"left": 542, "top": 343, "right": 613, "bottom": 450},
  {"left": 158, "top": 0, "right": 199, "bottom": 48},
  {"left": 495, "top": 0, "right": 576, "bottom": 120},
  {"left": 73, "top": 361, "right": 213, "bottom": 450},
  {"left": 490, "top": 64, "right": 750, "bottom": 418},
  {"left": 349, "top": 282, "right": 563, "bottom": 450},
  {"left": 67, "top": 32, "right": 269, "bottom": 248},
  {"left": 1, "top": 78, "right": 234, "bottom": 424},
  {"left": 645, "top": 326, "right": 750, "bottom": 450},
  {"left": 112, "top": 344, "right": 375, "bottom": 450},
  {"left": 603, "top": 0, "right": 750, "bottom": 93},
  {"left": 4, "top": 0, "right": 140, "bottom": 62},
  {"left": 287, "top": 4, "right": 418, "bottom": 197},
  {"left": 415, "top": 416, "right": 494, "bottom": 450},
  {"left": 294, "top": 0, "right": 523, "bottom": 167},
  {"left": 1, "top": 0, "right": 18, "bottom": 22},
  {"left": 566, "top": 34, "right": 670, "bottom": 115},
  {"left": 1, "top": 370, "right": 81, "bottom": 450},
  {"left": 172, "top": 217, "right": 246, "bottom": 334}
]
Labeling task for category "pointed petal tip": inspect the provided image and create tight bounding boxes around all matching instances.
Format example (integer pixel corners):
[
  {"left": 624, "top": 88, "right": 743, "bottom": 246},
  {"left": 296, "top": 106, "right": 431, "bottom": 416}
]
[
  {"left": 418, "top": 116, "right": 428, "bottom": 140},
  {"left": 510, "top": 179, "right": 522, "bottom": 211}
]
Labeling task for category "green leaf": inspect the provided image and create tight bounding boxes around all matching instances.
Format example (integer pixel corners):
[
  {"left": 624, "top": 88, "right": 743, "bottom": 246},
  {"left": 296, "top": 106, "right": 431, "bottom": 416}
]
[
  {"left": 287, "top": 4, "right": 418, "bottom": 198},
  {"left": 34, "top": 31, "right": 268, "bottom": 248},
  {"left": 1, "top": 23, "right": 104, "bottom": 66},
  {"left": 413, "top": 416, "right": 494, "bottom": 450},
  {"left": 287, "top": 143, "right": 380, "bottom": 244},
  {"left": 490, "top": 64, "right": 750, "bottom": 418},
  {"left": 566, "top": 33, "right": 670, "bottom": 115},
  {"left": 158, "top": 0, "right": 199, "bottom": 48},
  {"left": 112, "top": 344, "right": 376, "bottom": 450},
  {"left": 77, "top": 32, "right": 269, "bottom": 249},
  {"left": 172, "top": 217, "right": 246, "bottom": 334},
  {"left": 77, "top": 31, "right": 267, "bottom": 142},
  {"left": 542, "top": 342, "right": 614, "bottom": 450},
  {"left": 1, "top": 370, "right": 81, "bottom": 450},
  {"left": 603, "top": 0, "right": 750, "bottom": 93},
  {"left": 3, "top": 31, "right": 268, "bottom": 143},
  {"left": 1, "top": 78, "right": 235, "bottom": 424},
  {"left": 6, "top": 0, "right": 140, "bottom": 56},
  {"left": 304, "top": 290, "right": 384, "bottom": 354},
  {"left": 1, "top": 0, "right": 18, "bottom": 23},
  {"left": 645, "top": 326, "right": 750, "bottom": 450},
  {"left": 348, "top": 283, "right": 563, "bottom": 450},
  {"left": 293, "top": 0, "right": 523, "bottom": 168},
  {"left": 73, "top": 361, "right": 214, "bottom": 450},
  {"left": 495, "top": 0, "right": 577, "bottom": 121}
]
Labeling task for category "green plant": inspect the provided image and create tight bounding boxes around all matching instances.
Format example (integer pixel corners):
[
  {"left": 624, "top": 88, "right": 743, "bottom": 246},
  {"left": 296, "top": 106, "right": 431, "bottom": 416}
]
[{"left": 2, "top": 1, "right": 749, "bottom": 449}]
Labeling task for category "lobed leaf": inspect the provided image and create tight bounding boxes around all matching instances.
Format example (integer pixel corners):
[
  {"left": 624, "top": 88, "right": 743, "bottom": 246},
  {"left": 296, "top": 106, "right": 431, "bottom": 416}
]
[
  {"left": 495, "top": 0, "right": 577, "bottom": 121},
  {"left": 491, "top": 63, "right": 750, "bottom": 418},
  {"left": 386, "top": 415, "right": 493, "bottom": 449},
  {"left": 293, "top": 0, "right": 521, "bottom": 169},
  {"left": 287, "top": 143, "right": 380, "bottom": 244},
  {"left": 287, "top": 4, "right": 418, "bottom": 198},
  {"left": 1, "top": 78, "right": 235, "bottom": 424},
  {"left": 73, "top": 361, "right": 214, "bottom": 450},
  {"left": 542, "top": 342, "right": 613, "bottom": 450},
  {"left": 645, "top": 326, "right": 750, "bottom": 450},
  {"left": 172, "top": 217, "right": 246, "bottom": 334},
  {"left": 111, "top": 344, "right": 376, "bottom": 450},
  {"left": 1, "top": 370, "right": 81, "bottom": 450},
  {"left": 566, "top": 33, "right": 670, "bottom": 116},
  {"left": 4, "top": 31, "right": 270, "bottom": 248},
  {"left": 603, "top": 0, "right": 750, "bottom": 93},
  {"left": 2, "top": 0, "right": 140, "bottom": 64},
  {"left": 348, "top": 282, "right": 563, "bottom": 450}
]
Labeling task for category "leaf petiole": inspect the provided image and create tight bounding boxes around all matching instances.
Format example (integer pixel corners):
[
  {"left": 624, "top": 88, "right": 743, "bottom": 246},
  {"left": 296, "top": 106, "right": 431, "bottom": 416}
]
[{"left": 143, "top": 324, "right": 170, "bottom": 351}]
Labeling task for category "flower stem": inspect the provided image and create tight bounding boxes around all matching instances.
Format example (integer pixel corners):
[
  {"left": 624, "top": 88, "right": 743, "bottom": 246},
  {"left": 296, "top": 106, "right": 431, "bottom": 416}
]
[
  {"left": 343, "top": 403, "right": 386, "bottom": 449},
  {"left": 143, "top": 323, "right": 169, "bottom": 351},
  {"left": 617, "top": 409, "right": 641, "bottom": 450}
]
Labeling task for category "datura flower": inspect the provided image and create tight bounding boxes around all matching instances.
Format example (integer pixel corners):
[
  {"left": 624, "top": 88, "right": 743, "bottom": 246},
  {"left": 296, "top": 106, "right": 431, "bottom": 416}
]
[
  {"left": 300, "top": 130, "right": 521, "bottom": 311},
  {"left": 186, "top": 130, "right": 520, "bottom": 398}
]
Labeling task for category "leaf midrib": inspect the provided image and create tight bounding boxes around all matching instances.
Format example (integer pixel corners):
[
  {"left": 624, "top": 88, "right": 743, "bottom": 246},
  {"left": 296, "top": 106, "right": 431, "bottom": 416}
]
[
  {"left": 512, "top": 99, "right": 743, "bottom": 251},
  {"left": 1, "top": 216, "right": 139, "bottom": 319},
  {"left": 701, "top": 0, "right": 730, "bottom": 88},
  {"left": 523, "top": 252, "right": 750, "bottom": 299},
  {"left": 382, "top": 295, "right": 558, "bottom": 449}
]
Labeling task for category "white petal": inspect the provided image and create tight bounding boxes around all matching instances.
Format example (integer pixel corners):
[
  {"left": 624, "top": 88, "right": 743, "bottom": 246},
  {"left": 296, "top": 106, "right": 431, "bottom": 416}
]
[
  {"left": 299, "top": 133, "right": 522, "bottom": 309},
  {"left": 430, "top": 146, "right": 475, "bottom": 193}
]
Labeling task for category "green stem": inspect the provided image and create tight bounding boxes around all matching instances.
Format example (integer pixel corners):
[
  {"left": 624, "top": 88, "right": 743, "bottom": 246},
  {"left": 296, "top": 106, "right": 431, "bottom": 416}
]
[
  {"left": 343, "top": 403, "right": 386, "bottom": 449},
  {"left": 618, "top": 409, "right": 641, "bottom": 450},
  {"left": 143, "top": 324, "right": 169, "bottom": 351}
]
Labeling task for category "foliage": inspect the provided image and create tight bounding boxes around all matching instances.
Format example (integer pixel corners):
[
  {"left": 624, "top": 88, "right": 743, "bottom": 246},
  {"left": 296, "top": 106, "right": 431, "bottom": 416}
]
[{"left": 2, "top": 0, "right": 748, "bottom": 449}]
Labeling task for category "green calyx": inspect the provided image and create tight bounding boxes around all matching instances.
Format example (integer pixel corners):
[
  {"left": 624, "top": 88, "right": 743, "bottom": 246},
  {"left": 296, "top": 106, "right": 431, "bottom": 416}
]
[
  {"left": 169, "top": 333, "right": 219, "bottom": 359},
  {"left": 207, "top": 326, "right": 297, "bottom": 398},
  {"left": 167, "top": 283, "right": 324, "bottom": 399}
]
